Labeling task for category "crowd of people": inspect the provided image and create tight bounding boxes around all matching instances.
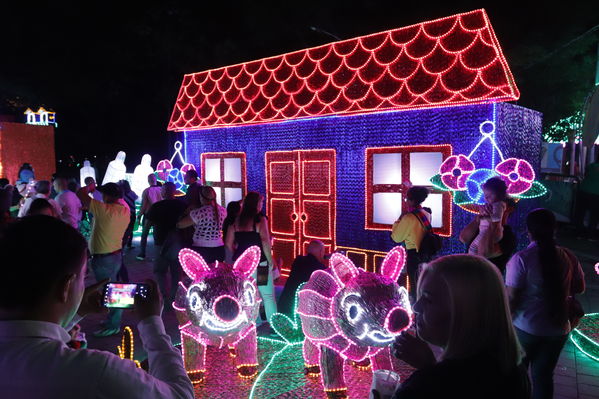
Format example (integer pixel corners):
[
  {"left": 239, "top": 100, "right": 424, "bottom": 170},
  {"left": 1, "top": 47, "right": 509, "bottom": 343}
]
[
  {"left": 0, "top": 164, "right": 589, "bottom": 399},
  {"left": 387, "top": 180, "right": 585, "bottom": 399}
]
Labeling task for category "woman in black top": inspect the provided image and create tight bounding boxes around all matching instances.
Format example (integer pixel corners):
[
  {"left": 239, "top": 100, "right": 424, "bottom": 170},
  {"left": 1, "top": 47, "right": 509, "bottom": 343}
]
[
  {"left": 377, "top": 255, "right": 529, "bottom": 399},
  {"left": 225, "top": 191, "right": 277, "bottom": 323}
]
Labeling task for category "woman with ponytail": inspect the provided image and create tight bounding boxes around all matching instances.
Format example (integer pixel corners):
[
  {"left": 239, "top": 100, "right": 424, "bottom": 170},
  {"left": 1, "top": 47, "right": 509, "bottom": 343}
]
[
  {"left": 177, "top": 186, "right": 226, "bottom": 263},
  {"left": 506, "top": 208, "right": 585, "bottom": 399}
]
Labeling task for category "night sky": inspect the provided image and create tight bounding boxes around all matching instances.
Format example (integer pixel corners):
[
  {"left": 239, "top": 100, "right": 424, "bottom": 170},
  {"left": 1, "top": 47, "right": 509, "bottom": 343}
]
[{"left": 1, "top": 1, "right": 598, "bottom": 174}]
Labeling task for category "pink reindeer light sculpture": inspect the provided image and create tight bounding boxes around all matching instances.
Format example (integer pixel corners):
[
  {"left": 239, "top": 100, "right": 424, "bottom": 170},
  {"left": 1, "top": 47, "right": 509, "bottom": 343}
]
[
  {"left": 298, "top": 246, "right": 412, "bottom": 397},
  {"left": 174, "top": 246, "right": 262, "bottom": 383}
]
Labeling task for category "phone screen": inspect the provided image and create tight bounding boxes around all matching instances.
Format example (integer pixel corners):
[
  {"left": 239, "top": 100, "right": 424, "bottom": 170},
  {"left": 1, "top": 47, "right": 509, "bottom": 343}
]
[{"left": 103, "top": 283, "right": 148, "bottom": 309}]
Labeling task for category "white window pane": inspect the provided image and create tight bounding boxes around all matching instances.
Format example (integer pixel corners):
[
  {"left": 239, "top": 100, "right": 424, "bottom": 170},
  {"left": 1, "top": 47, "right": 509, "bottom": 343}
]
[
  {"left": 421, "top": 193, "right": 443, "bottom": 228},
  {"left": 410, "top": 152, "right": 443, "bottom": 185},
  {"left": 373, "top": 193, "right": 402, "bottom": 225},
  {"left": 205, "top": 158, "right": 221, "bottom": 182},
  {"left": 214, "top": 187, "right": 222, "bottom": 206},
  {"left": 224, "top": 188, "right": 243, "bottom": 206},
  {"left": 224, "top": 158, "right": 242, "bottom": 182},
  {"left": 373, "top": 153, "right": 402, "bottom": 185}
]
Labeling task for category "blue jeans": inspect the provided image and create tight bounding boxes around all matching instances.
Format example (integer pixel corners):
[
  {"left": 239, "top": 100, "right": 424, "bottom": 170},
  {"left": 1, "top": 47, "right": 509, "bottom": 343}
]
[
  {"left": 516, "top": 328, "right": 568, "bottom": 399},
  {"left": 254, "top": 261, "right": 277, "bottom": 323},
  {"left": 139, "top": 218, "right": 152, "bottom": 256},
  {"left": 91, "top": 252, "right": 123, "bottom": 329},
  {"left": 153, "top": 245, "right": 182, "bottom": 305}
]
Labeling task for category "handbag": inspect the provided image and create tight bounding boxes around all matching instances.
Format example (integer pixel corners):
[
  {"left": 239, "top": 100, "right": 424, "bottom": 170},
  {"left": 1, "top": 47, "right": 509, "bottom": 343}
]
[
  {"left": 412, "top": 210, "right": 442, "bottom": 257},
  {"left": 256, "top": 262, "right": 269, "bottom": 286}
]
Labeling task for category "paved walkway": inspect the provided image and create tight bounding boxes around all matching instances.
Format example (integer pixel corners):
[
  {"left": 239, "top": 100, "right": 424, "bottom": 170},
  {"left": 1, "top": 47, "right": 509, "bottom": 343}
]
[{"left": 80, "top": 226, "right": 599, "bottom": 398}]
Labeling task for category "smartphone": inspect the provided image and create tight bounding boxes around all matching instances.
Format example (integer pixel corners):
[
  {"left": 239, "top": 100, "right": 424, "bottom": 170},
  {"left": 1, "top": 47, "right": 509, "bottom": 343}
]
[{"left": 102, "top": 283, "right": 148, "bottom": 309}]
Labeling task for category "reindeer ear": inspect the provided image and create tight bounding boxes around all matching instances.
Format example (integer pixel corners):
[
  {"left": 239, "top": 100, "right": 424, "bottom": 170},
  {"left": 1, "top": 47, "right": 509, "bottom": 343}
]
[
  {"left": 233, "top": 246, "right": 261, "bottom": 277},
  {"left": 330, "top": 253, "right": 359, "bottom": 287},
  {"left": 380, "top": 246, "right": 406, "bottom": 281},
  {"left": 178, "top": 248, "right": 211, "bottom": 279}
]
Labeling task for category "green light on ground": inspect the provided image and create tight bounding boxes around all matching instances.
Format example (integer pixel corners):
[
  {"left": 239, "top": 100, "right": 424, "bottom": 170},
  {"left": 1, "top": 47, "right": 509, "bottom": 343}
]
[{"left": 570, "top": 313, "right": 599, "bottom": 362}]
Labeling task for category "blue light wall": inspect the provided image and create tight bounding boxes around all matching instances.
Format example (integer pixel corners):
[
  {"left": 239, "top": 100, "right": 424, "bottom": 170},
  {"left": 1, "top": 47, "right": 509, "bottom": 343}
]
[{"left": 182, "top": 102, "right": 542, "bottom": 255}]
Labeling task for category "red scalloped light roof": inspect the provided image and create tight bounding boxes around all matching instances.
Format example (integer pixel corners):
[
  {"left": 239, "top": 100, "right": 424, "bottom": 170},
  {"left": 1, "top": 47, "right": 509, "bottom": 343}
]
[{"left": 168, "top": 9, "right": 519, "bottom": 131}]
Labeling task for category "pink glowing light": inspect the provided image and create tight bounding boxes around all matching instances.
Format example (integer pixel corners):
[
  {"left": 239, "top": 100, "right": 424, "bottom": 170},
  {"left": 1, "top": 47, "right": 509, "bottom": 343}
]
[
  {"left": 330, "top": 253, "right": 360, "bottom": 286},
  {"left": 180, "top": 163, "right": 196, "bottom": 174},
  {"left": 384, "top": 305, "right": 411, "bottom": 335},
  {"left": 179, "top": 248, "right": 212, "bottom": 279},
  {"left": 439, "top": 154, "right": 475, "bottom": 190},
  {"left": 211, "top": 294, "right": 242, "bottom": 324},
  {"left": 379, "top": 246, "right": 406, "bottom": 281},
  {"left": 298, "top": 247, "right": 412, "bottom": 392},
  {"left": 156, "top": 159, "right": 173, "bottom": 181},
  {"left": 494, "top": 158, "right": 535, "bottom": 195},
  {"left": 233, "top": 245, "right": 261, "bottom": 276},
  {"left": 175, "top": 247, "right": 261, "bottom": 379}
]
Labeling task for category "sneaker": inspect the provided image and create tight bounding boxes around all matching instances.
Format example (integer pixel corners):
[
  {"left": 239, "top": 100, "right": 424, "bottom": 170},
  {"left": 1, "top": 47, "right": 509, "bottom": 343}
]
[
  {"left": 92, "top": 327, "right": 120, "bottom": 337},
  {"left": 136, "top": 254, "right": 145, "bottom": 261}
]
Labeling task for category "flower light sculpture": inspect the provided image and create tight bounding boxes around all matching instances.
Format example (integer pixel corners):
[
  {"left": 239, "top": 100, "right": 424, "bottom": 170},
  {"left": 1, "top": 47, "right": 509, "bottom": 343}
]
[
  {"left": 155, "top": 141, "right": 196, "bottom": 196},
  {"left": 174, "top": 246, "right": 262, "bottom": 383},
  {"left": 431, "top": 121, "right": 547, "bottom": 213},
  {"left": 298, "top": 246, "right": 412, "bottom": 397}
]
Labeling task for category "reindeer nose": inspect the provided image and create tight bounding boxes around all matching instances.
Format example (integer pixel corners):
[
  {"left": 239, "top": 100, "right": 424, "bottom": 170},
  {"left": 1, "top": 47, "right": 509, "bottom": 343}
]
[
  {"left": 214, "top": 296, "right": 240, "bottom": 322},
  {"left": 385, "top": 307, "right": 410, "bottom": 334}
]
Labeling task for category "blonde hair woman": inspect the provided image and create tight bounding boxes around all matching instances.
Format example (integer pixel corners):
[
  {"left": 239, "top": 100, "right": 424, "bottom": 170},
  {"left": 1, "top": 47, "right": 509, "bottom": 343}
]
[{"left": 384, "top": 255, "right": 529, "bottom": 399}]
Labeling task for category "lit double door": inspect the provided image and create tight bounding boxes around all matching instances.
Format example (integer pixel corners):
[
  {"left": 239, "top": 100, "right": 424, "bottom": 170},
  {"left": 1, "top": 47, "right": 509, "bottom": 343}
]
[{"left": 265, "top": 149, "right": 336, "bottom": 277}]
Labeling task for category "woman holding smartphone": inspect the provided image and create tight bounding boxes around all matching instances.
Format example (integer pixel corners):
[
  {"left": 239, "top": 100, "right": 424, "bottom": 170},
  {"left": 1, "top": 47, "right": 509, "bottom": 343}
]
[{"left": 225, "top": 191, "right": 277, "bottom": 324}]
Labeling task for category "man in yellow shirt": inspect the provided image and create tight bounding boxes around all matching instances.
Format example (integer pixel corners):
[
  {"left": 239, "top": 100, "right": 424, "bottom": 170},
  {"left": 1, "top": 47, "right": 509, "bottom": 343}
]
[
  {"left": 77, "top": 182, "right": 130, "bottom": 337},
  {"left": 391, "top": 186, "right": 431, "bottom": 302}
]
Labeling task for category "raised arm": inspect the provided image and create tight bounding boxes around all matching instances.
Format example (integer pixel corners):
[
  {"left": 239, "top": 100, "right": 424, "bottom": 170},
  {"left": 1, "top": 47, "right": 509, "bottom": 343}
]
[
  {"left": 98, "top": 279, "right": 194, "bottom": 399},
  {"left": 176, "top": 214, "right": 194, "bottom": 229},
  {"left": 76, "top": 183, "right": 95, "bottom": 210}
]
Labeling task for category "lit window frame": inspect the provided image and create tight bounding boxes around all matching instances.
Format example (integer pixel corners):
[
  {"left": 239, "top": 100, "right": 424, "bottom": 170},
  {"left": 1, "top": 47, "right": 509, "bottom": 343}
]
[{"left": 200, "top": 152, "right": 247, "bottom": 207}]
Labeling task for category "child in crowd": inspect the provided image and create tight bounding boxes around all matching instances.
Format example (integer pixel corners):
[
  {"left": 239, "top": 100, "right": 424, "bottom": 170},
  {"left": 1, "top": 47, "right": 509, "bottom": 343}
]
[{"left": 460, "top": 177, "right": 515, "bottom": 272}]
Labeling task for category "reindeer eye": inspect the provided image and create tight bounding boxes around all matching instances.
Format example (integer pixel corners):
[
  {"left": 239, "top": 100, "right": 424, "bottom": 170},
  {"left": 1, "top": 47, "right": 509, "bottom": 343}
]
[
  {"left": 346, "top": 303, "right": 363, "bottom": 323},
  {"left": 341, "top": 293, "right": 363, "bottom": 323},
  {"left": 189, "top": 292, "right": 201, "bottom": 311}
]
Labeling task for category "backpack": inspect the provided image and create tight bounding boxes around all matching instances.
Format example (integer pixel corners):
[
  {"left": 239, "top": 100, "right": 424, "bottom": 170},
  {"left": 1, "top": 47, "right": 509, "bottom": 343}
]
[{"left": 412, "top": 209, "right": 443, "bottom": 257}]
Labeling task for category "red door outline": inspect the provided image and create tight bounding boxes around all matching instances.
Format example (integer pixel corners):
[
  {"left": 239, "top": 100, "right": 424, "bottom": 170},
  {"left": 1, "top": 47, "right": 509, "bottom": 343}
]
[{"left": 266, "top": 149, "right": 336, "bottom": 277}]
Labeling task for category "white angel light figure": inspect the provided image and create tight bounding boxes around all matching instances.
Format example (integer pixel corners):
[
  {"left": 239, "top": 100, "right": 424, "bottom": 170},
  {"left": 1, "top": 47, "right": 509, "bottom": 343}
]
[
  {"left": 102, "top": 151, "right": 127, "bottom": 185},
  {"left": 131, "top": 154, "right": 154, "bottom": 198},
  {"left": 80, "top": 160, "right": 97, "bottom": 187}
]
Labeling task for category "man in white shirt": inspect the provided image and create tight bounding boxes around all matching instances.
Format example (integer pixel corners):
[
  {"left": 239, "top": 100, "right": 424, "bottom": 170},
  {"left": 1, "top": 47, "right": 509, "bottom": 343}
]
[
  {"left": 18, "top": 180, "right": 62, "bottom": 217},
  {"left": 137, "top": 174, "right": 163, "bottom": 260},
  {"left": 53, "top": 177, "right": 82, "bottom": 228},
  {"left": 0, "top": 216, "right": 194, "bottom": 399}
]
